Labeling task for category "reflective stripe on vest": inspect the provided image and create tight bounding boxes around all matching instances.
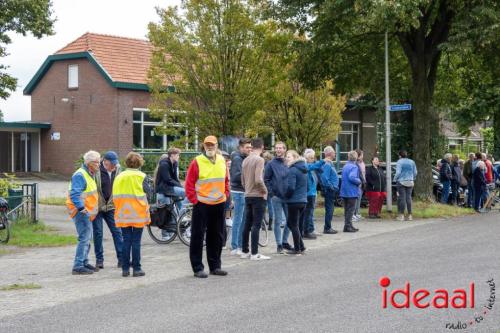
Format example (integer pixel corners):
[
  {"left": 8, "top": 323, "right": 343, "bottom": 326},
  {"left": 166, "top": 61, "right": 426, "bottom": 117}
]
[
  {"left": 195, "top": 154, "right": 226, "bottom": 205},
  {"left": 113, "top": 169, "right": 151, "bottom": 228},
  {"left": 66, "top": 168, "right": 99, "bottom": 221}
]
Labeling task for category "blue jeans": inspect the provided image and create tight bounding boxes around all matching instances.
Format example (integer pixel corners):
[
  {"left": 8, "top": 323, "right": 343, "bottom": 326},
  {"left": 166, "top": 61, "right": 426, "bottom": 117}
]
[
  {"left": 157, "top": 187, "right": 188, "bottom": 211},
  {"left": 323, "top": 189, "right": 336, "bottom": 231},
  {"left": 121, "top": 227, "right": 143, "bottom": 272},
  {"left": 467, "top": 183, "right": 474, "bottom": 207},
  {"left": 93, "top": 210, "right": 123, "bottom": 264},
  {"left": 441, "top": 180, "right": 451, "bottom": 204},
  {"left": 271, "top": 196, "right": 290, "bottom": 246},
  {"left": 73, "top": 212, "right": 93, "bottom": 269},
  {"left": 354, "top": 190, "right": 363, "bottom": 215},
  {"left": 230, "top": 191, "right": 245, "bottom": 250},
  {"left": 303, "top": 195, "right": 316, "bottom": 234},
  {"left": 267, "top": 198, "right": 274, "bottom": 221}
]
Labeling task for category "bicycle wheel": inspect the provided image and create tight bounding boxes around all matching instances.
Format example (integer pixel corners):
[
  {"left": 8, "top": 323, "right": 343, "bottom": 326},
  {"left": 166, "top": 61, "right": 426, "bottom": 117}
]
[
  {"left": 147, "top": 223, "right": 177, "bottom": 245},
  {"left": 0, "top": 213, "right": 10, "bottom": 244},
  {"left": 177, "top": 209, "right": 193, "bottom": 246},
  {"left": 258, "top": 214, "right": 269, "bottom": 247}
]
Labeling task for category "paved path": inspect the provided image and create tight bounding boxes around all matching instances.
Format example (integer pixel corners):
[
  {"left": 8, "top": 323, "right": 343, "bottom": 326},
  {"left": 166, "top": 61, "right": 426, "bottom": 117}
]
[
  {"left": 0, "top": 204, "right": 443, "bottom": 322},
  {"left": 1, "top": 211, "right": 499, "bottom": 332}
]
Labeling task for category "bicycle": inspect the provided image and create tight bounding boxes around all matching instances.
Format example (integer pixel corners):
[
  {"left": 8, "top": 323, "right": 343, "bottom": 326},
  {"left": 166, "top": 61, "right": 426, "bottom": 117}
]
[
  {"left": 177, "top": 204, "right": 269, "bottom": 247},
  {"left": 480, "top": 183, "right": 500, "bottom": 213},
  {"left": 147, "top": 196, "right": 184, "bottom": 244},
  {"left": 0, "top": 197, "right": 10, "bottom": 244}
]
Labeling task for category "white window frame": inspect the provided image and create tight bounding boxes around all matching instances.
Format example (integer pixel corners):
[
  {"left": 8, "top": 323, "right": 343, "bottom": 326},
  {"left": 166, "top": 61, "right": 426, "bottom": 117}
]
[
  {"left": 132, "top": 108, "right": 191, "bottom": 152},
  {"left": 339, "top": 121, "right": 360, "bottom": 161},
  {"left": 68, "top": 64, "right": 79, "bottom": 89}
]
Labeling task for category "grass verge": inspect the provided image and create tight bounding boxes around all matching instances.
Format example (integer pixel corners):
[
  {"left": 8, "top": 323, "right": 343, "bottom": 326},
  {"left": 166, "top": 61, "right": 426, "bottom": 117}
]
[
  {"left": 39, "top": 197, "right": 66, "bottom": 206},
  {"left": 0, "top": 283, "right": 42, "bottom": 291},
  {"left": 3, "top": 218, "right": 76, "bottom": 247},
  {"left": 315, "top": 201, "right": 475, "bottom": 220},
  {"left": 0, "top": 248, "right": 13, "bottom": 256}
]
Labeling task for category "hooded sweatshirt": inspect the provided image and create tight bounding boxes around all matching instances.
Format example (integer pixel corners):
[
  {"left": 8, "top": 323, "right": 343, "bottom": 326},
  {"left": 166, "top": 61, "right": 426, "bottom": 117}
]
[{"left": 285, "top": 158, "right": 308, "bottom": 204}]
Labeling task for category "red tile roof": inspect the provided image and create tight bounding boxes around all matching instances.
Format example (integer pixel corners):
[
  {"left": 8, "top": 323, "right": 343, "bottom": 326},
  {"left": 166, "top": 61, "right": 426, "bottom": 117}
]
[{"left": 55, "top": 32, "right": 152, "bottom": 85}]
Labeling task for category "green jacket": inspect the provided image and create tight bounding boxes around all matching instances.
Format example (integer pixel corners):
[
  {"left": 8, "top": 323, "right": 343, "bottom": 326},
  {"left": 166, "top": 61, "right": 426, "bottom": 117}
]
[
  {"left": 95, "top": 164, "right": 121, "bottom": 212},
  {"left": 463, "top": 159, "right": 473, "bottom": 182}
]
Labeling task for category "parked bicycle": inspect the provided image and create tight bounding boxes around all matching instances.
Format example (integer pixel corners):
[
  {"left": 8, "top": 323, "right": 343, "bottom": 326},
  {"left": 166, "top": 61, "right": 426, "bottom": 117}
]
[{"left": 0, "top": 197, "right": 10, "bottom": 244}]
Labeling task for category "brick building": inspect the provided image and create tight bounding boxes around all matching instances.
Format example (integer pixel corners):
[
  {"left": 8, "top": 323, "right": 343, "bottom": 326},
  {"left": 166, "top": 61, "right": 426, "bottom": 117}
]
[{"left": 0, "top": 32, "right": 377, "bottom": 175}]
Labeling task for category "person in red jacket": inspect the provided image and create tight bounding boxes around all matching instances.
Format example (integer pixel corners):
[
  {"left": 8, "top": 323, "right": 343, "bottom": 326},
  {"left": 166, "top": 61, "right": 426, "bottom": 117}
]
[{"left": 185, "top": 135, "right": 230, "bottom": 278}]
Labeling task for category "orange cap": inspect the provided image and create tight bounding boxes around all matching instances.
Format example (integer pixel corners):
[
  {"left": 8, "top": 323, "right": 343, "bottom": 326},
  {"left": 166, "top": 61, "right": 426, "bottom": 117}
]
[{"left": 203, "top": 135, "right": 218, "bottom": 145}]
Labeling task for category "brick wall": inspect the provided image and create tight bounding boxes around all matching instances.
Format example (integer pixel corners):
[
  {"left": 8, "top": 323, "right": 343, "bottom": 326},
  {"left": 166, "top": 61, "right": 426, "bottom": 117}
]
[{"left": 31, "top": 58, "right": 151, "bottom": 175}]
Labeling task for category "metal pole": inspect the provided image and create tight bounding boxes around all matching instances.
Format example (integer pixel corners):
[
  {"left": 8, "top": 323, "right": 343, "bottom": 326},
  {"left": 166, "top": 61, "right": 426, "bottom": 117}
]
[{"left": 385, "top": 31, "right": 393, "bottom": 212}]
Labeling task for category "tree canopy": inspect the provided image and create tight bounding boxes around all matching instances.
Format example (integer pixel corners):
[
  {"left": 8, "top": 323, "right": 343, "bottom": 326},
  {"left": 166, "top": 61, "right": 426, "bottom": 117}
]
[
  {"left": 148, "top": 0, "right": 293, "bottom": 141},
  {"left": 271, "top": 0, "right": 499, "bottom": 199},
  {"left": 0, "top": 0, "right": 55, "bottom": 105}
]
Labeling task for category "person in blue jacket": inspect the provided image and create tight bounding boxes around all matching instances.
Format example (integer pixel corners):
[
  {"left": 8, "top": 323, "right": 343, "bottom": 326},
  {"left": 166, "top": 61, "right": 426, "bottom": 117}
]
[
  {"left": 302, "top": 149, "right": 325, "bottom": 239},
  {"left": 319, "top": 146, "right": 339, "bottom": 234},
  {"left": 340, "top": 151, "right": 361, "bottom": 233},
  {"left": 284, "top": 150, "right": 308, "bottom": 255}
]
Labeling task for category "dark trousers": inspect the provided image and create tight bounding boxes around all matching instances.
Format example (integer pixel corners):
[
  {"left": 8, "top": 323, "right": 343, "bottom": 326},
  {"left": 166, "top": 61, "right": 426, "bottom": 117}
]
[
  {"left": 190, "top": 202, "right": 225, "bottom": 273},
  {"left": 451, "top": 180, "right": 459, "bottom": 205},
  {"left": 301, "top": 195, "right": 316, "bottom": 235},
  {"left": 343, "top": 197, "right": 357, "bottom": 228},
  {"left": 323, "top": 189, "right": 336, "bottom": 231},
  {"left": 121, "top": 227, "right": 143, "bottom": 272},
  {"left": 242, "top": 197, "right": 266, "bottom": 255},
  {"left": 93, "top": 210, "right": 123, "bottom": 264},
  {"left": 287, "top": 203, "right": 306, "bottom": 252},
  {"left": 467, "top": 182, "right": 474, "bottom": 207},
  {"left": 397, "top": 184, "right": 413, "bottom": 214},
  {"left": 473, "top": 187, "right": 484, "bottom": 211}
]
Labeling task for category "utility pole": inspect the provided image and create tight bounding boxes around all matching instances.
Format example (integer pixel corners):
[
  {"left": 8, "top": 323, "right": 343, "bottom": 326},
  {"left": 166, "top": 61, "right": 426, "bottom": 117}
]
[{"left": 385, "top": 31, "right": 393, "bottom": 212}]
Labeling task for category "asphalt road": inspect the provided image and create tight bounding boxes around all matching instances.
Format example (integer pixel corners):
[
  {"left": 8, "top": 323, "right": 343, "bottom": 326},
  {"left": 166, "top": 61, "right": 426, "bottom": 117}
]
[{"left": 2, "top": 212, "right": 499, "bottom": 333}]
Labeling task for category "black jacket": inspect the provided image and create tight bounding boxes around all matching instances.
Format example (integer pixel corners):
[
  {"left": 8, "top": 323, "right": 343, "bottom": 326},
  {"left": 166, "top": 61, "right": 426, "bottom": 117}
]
[
  {"left": 472, "top": 167, "right": 486, "bottom": 191},
  {"left": 451, "top": 161, "right": 462, "bottom": 183},
  {"left": 155, "top": 158, "right": 182, "bottom": 196},
  {"left": 230, "top": 151, "right": 246, "bottom": 192},
  {"left": 439, "top": 159, "right": 452, "bottom": 182},
  {"left": 365, "top": 165, "right": 386, "bottom": 192}
]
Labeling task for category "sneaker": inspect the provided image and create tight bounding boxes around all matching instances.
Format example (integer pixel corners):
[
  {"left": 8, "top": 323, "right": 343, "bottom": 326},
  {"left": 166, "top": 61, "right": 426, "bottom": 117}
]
[
  {"left": 352, "top": 215, "right": 360, "bottom": 222},
  {"left": 230, "top": 248, "right": 243, "bottom": 255},
  {"left": 407, "top": 214, "right": 413, "bottom": 221},
  {"left": 122, "top": 271, "right": 130, "bottom": 277},
  {"left": 250, "top": 254, "right": 271, "bottom": 260},
  {"left": 225, "top": 218, "right": 233, "bottom": 227},
  {"left": 210, "top": 268, "right": 228, "bottom": 276},
  {"left": 323, "top": 229, "right": 338, "bottom": 234},
  {"left": 282, "top": 243, "right": 293, "bottom": 251},
  {"left": 194, "top": 271, "right": 208, "bottom": 278},
  {"left": 72, "top": 267, "right": 94, "bottom": 275},
  {"left": 84, "top": 263, "right": 99, "bottom": 272},
  {"left": 133, "top": 270, "right": 146, "bottom": 277},
  {"left": 96, "top": 262, "right": 104, "bottom": 269},
  {"left": 303, "top": 233, "right": 317, "bottom": 240},
  {"left": 240, "top": 252, "right": 251, "bottom": 259},
  {"left": 277, "top": 245, "right": 284, "bottom": 254},
  {"left": 397, "top": 215, "right": 405, "bottom": 221},
  {"left": 285, "top": 250, "right": 302, "bottom": 256},
  {"left": 356, "top": 214, "right": 364, "bottom": 220}
]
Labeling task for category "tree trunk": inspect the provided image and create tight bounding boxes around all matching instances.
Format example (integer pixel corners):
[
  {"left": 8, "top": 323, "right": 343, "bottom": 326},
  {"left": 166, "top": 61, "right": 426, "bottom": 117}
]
[{"left": 411, "top": 65, "right": 434, "bottom": 201}]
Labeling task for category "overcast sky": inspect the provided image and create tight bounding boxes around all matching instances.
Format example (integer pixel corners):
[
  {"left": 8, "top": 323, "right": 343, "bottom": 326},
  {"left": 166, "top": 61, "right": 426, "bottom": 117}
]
[{"left": 0, "top": 0, "right": 179, "bottom": 121}]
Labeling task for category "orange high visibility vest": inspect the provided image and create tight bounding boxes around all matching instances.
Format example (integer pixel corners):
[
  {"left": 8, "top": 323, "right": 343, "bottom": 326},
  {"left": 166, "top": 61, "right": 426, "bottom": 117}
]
[
  {"left": 66, "top": 167, "right": 99, "bottom": 221},
  {"left": 113, "top": 169, "right": 151, "bottom": 228},
  {"left": 195, "top": 154, "right": 227, "bottom": 205}
]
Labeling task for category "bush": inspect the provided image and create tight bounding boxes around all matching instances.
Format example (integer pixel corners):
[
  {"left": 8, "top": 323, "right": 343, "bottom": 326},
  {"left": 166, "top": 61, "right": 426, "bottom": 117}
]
[{"left": 0, "top": 174, "right": 20, "bottom": 198}]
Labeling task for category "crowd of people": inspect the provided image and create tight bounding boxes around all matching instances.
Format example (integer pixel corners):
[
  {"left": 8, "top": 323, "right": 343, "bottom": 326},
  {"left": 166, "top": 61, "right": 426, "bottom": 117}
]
[
  {"left": 438, "top": 152, "right": 499, "bottom": 212},
  {"left": 66, "top": 136, "right": 498, "bottom": 278}
]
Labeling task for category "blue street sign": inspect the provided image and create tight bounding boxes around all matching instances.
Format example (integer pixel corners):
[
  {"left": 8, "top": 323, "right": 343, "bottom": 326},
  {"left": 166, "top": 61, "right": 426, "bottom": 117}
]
[{"left": 390, "top": 104, "right": 412, "bottom": 111}]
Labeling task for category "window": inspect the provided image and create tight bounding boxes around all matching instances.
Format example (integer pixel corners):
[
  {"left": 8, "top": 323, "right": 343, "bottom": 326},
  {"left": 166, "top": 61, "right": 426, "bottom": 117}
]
[
  {"left": 132, "top": 108, "right": 192, "bottom": 151},
  {"left": 68, "top": 64, "right": 78, "bottom": 89},
  {"left": 338, "top": 122, "right": 360, "bottom": 161}
]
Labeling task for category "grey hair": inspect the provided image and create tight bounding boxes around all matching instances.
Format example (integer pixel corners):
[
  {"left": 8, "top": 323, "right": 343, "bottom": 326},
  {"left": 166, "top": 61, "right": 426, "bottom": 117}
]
[
  {"left": 444, "top": 153, "right": 452, "bottom": 160},
  {"left": 468, "top": 153, "right": 475, "bottom": 159},
  {"left": 477, "top": 160, "right": 486, "bottom": 169},
  {"left": 323, "top": 146, "right": 335, "bottom": 156},
  {"left": 303, "top": 148, "right": 315, "bottom": 159},
  {"left": 348, "top": 150, "right": 358, "bottom": 161},
  {"left": 83, "top": 150, "right": 101, "bottom": 164}
]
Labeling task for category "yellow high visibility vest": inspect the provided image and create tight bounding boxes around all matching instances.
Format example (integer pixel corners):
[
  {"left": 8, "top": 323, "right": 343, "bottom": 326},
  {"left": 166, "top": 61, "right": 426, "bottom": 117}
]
[
  {"left": 195, "top": 154, "right": 226, "bottom": 205},
  {"left": 113, "top": 169, "right": 151, "bottom": 228},
  {"left": 66, "top": 167, "right": 99, "bottom": 221}
]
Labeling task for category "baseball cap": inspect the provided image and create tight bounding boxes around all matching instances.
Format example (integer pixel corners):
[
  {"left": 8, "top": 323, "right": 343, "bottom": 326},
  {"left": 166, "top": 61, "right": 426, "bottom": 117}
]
[
  {"left": 103, "top": 151, "right": 119, "bottom": 165},
  {"left": 203, "top": 136, "right": 218, "bottom": 145}
]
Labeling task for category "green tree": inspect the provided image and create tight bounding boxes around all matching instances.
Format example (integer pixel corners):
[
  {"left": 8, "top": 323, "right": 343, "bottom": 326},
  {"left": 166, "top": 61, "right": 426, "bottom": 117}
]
[
  {"left": 271, "top": 0, "right": 498, "bottom": 200},
  {"left": 0, "top": 0, "right": 55, "bottom": 102},
  {"left": 148, "top": 0, "right": 292, "bottom": 140},
  {"left": 256, "top": 81, "right": 345, "bottom": 152}
]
